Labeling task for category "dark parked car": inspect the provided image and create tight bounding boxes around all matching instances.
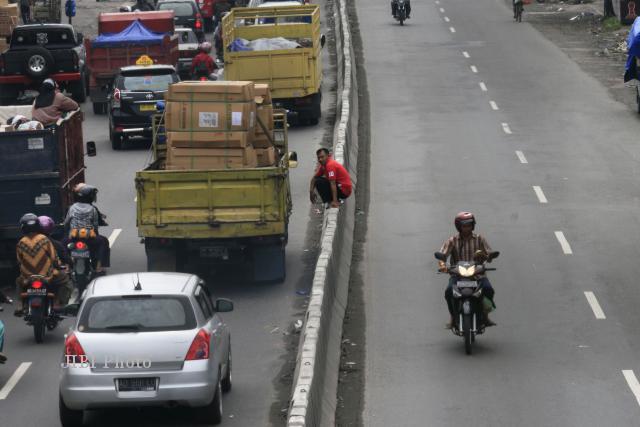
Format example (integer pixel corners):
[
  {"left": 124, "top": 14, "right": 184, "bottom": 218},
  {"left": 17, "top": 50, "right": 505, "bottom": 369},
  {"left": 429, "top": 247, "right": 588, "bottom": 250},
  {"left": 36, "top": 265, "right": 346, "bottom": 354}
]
[
  {"left": 157, "top": 0, "right": 205, "bottom": 42},
  {"left": 0, "top": 24, "right": 88, "bottom": 105},
  {"left": 108, "top": 64, "right": 179, "bottom": 150},
  {"left": 175, "top": 27, "right": 199, "bottom": 79}
]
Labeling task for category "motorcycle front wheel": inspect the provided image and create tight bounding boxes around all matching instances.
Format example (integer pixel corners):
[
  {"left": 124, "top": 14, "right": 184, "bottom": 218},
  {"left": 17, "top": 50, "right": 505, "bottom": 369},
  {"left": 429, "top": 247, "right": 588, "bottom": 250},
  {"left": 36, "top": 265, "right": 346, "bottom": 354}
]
[{"left": 462, "top": 314, "right": 472, "bottom": 355}]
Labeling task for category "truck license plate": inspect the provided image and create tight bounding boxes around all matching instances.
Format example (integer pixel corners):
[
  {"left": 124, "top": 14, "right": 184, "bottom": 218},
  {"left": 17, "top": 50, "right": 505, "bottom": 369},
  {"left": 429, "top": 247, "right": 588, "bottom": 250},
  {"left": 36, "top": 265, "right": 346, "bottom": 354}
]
[{"left": 200, "top": 247, "right": 229, "bottom": 259}]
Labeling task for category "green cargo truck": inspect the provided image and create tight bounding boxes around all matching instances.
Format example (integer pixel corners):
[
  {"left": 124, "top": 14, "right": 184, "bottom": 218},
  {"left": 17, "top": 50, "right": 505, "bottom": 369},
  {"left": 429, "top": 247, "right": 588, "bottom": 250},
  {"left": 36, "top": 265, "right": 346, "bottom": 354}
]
[
  {"left": 135, "top": 110, "right": 297, "bottom": 282},
  {"left": 222, "top": 5, "right": 325, "bottom": 125}
]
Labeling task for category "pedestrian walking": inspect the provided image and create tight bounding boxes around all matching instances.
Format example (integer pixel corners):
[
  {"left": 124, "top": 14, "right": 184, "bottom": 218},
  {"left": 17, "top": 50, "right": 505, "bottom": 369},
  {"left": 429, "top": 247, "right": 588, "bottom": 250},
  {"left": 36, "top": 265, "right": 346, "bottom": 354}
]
[{"left": 20, "top": 0, "right": 31, "bottom": 24}]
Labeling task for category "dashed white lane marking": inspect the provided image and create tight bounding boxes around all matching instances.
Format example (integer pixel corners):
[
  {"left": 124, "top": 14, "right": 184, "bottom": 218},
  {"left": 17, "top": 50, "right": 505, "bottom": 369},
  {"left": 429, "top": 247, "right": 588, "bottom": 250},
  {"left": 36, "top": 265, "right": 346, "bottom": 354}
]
[
  {"left": 462, "top": 51, "right": 470, "bottom": 58},
  {"left": 584, "top": 291, "right": 606, "bottom": 319},
  {"left": 623, "top": 370, "right": 640, "bottom": 407},
  {"left": 533, "top": 186, "right": 548, "bottom": 204},
  {"left": 439, "top": 7, "right": 445, "bottom": 12},
  {"left": 490, "top": 100, "right": 499, "bottom": 110},
  {"left": 501, "top": 122, "right": 512, "bottom": 134},
  {"left": 554, "top": 231, "right": 573, "bottom": 255},
  {"left": 108, "top": 228, "right": 122, "bottom": 248},
  {"left": 515, "top": 151, "right": 528, "bottom": 164},
  {"left": 0, "top": 362, "right": 32, "bottom": 400},
  {"left": 470, "top": 65, "right": 478, "bottom": 73},
  {"left": 444, "top": 16, "right": 450, "bottom": 22},
  {"left": 449, "top": 26, "right": 456, "bottom": 33},
  {"left": 479, "top": 82, "right": 487, "bottom": 91}
]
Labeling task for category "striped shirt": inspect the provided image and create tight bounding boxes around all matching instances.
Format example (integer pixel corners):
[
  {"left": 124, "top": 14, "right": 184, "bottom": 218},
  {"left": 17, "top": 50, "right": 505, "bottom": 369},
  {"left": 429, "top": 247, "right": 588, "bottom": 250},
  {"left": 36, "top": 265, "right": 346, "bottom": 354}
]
[
  {"left": 439, "top": 233, "right": 493, "bottom": 266},
  {"left": 16, "top": 234, "right": 59, "bottom": 283}
]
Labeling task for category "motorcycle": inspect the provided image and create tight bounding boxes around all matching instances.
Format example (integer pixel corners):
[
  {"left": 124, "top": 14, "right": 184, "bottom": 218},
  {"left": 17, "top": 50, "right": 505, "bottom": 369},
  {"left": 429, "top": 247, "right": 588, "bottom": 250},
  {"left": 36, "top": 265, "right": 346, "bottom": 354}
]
[
  {"left": 0, "top": 289, "right": 11, "bottom": 363},
  {"left": 395, "top": 0, "right": 408, "bottom": 25},
  {"left": 195, "top": 72, "right": 219, "bottom": 82},
  {"left": 21, "top": 275, "right": 63, "bottom": 343},
  {"left": 68, "top": 238, "right": 95, "bottom": 296},
  {"left": 434, "top": 250, "right": 500, "bottom": 355}
]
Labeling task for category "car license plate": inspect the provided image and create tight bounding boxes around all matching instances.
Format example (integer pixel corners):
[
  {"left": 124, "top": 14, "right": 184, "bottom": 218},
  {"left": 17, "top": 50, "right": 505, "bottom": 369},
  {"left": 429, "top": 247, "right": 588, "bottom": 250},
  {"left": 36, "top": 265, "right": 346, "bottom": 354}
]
[
  {"left": 71, "top": 250, "right": 90, "bottom": 258},
  {"left": 457, "top": 281, "right": 477, "bottom": 288},
  {"left": 139, "top": 104, "right": 156, "bottom": 112},
  {"left": 200, "top": 246, "right": 229, "bottom": 259},
  {"left": 27, "top": 288, "right": 47, "bottom": 295},
  {"left": 117, "top": 377, "right": 158, "bottom": 392}
]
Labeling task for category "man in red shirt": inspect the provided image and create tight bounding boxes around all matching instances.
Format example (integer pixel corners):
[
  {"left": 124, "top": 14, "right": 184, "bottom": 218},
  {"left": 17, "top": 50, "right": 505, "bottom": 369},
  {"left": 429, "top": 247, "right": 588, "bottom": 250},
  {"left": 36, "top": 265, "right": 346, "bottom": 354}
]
[{"left": 310, "top": 148, "right": 352, "bottom": 208}]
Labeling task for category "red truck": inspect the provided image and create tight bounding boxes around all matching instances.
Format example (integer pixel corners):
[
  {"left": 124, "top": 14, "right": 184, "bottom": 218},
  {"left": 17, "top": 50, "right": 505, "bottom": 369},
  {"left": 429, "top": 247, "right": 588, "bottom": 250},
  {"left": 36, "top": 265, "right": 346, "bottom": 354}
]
[{"left": 86, "top": 11, "right": 179, "bottom": 115}]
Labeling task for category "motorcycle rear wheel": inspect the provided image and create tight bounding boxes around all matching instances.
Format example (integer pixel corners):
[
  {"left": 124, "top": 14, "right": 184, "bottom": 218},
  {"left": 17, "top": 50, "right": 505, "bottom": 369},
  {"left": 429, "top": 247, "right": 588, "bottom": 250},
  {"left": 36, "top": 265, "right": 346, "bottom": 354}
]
[
  {"left": 462, "top": 314, "right": 472, "bottom": 355},
  {"left": 32, "top": 308, "right": 45, "bottom": 344}
]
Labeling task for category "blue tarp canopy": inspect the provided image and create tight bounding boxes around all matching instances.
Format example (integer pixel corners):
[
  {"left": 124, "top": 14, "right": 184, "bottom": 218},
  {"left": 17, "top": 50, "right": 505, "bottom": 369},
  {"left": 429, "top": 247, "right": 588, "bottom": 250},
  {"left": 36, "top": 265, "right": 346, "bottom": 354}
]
[
  {"left": 92, "top": 20, "right": 164, "bottom": 48},
  {"left": 625, "top": 18, "right": 640, "bottom": 81}
]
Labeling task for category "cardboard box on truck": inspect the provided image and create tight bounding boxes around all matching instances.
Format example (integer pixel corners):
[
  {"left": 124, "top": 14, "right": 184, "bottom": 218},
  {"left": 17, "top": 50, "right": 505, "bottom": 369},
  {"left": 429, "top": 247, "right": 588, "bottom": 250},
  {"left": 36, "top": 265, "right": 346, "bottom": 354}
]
[
  {"left": 255, "top": 146, "right": 277, "bottom": 167},
  {"left": 252, "top": 104, "right": 275, "bottom": 148},
  {"left": 254, "top": 83, "right": 272, "bottom": 105},
  {"left": 167, "top": 81, "right": 255, "bottom": 103},
  {"left": 166, "top": 130, "right": 252, "bottom": 149},
  {"left": 166, "top": 146, "right": 258, "bottom": 170},
  {"left": 165, "top": 100, "right": 256, "bottom": 133}
]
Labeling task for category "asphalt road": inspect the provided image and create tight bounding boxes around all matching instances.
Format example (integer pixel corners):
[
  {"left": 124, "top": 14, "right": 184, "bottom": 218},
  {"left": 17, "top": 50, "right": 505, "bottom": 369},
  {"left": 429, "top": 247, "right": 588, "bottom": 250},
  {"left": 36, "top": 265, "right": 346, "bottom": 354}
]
[
  {"left": 357, "top": 0, "right": 640, "bottom": 426},
  {"left": 0, "top": 3, "right": 335, "bottom": 426}
]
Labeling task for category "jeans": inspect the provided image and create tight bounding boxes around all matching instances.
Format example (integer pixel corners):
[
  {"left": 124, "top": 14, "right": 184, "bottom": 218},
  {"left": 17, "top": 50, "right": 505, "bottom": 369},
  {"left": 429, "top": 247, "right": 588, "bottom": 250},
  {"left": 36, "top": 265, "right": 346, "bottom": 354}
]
[
  {"left": 314, "top": 176, "right": 349, "bottom": 204},
  {"left": 444, "top": 276, "right": 494, "bottom": 317}
]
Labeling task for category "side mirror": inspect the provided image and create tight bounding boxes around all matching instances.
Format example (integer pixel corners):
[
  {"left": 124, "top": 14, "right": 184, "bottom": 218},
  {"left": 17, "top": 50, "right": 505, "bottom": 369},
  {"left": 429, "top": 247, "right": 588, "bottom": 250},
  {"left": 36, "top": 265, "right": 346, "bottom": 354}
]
[
  {"left": 287, "top": 151, "right": 298, "bottom": 168},
  {"left": 320, "top": 34, "right": 326, "bottom": 49},
  {"left": 434, "top": 251, "right": 447, "bottom": 262},
  {"left": 488, "top": 251, "right": 500, "bottom": 261},
  {"left": 63, "top": 303, "right": 80, "bottom": 317},
  {"left": 215, "top": 298, "right": 234, "bottom": 313},
  {"left": 76, "top": 32, "right": 84, "bottom": 45},
  {"left": 119, "top": 5, "right": 132, "bottom": 12},
  {"left": 86, "top": 141, "right": 97, "bottom": 157}
]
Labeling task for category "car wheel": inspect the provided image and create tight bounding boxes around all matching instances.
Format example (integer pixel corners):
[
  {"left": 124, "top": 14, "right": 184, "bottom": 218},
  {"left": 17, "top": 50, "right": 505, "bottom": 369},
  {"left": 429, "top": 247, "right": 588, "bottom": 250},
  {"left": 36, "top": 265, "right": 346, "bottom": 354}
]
[
  {"left": 110, "top": 128, "right": 123, "bottom": 150},
  {"left": 23, "top": 47, "right": 55, "bottom": 78},
  {"left": 197, "top": 374, "right": 223, "bottom": 424},
  {"left": 69, "top": 78, "right": 87, "bottom": 103},
  {"left": 59, "top": 393, "right": 83, "bottom": 427},
  {"left": 221, "top": 348, "right": 232, "bottom": 393}
]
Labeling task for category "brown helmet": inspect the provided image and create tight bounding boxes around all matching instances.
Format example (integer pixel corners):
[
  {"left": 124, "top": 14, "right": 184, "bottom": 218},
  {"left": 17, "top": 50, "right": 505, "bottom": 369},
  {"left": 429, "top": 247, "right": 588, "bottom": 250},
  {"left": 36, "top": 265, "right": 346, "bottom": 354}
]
[{"left": 454, "top": 211, "right": 476, "bottom": 232}]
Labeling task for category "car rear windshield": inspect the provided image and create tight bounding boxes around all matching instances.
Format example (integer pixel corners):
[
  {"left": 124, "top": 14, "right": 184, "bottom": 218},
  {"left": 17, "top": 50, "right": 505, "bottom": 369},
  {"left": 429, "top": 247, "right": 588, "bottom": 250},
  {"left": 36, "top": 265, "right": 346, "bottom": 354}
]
[
  {"left": 78, "top": 296, "right": 196, "bottom": 332},
  {"left": 158, "top": 2, "right": 195, "bottom": 16},
  {"left": 178, "top": 30, "right": 198, "bottom": 44},
  {"left": 12, "top": 29, "right": 76, "bottom": 47},
  {"left": 120, "top": 74, "right": 174, "bottom": 91}
]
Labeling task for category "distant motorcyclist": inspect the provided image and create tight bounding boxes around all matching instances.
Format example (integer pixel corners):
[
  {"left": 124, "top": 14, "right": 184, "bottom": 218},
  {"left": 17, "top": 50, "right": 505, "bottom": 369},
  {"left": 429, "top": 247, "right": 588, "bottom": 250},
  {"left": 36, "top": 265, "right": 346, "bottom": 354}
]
[
  {"left": 513, "top": 0, "right": 523, "bottom": 19},
  {"left": 63, "top": 184, "right": 110, "bottom": 275},
  {"left": 15, "top": 213, "right": 73, "bottom": 315},
  {"left": 391, "top": 0, "right": 411, "bottom": 19},
  {"left": 191, "top": 42, "right": 217, "bottom": 79},
  {"left": 438, "top": 212, "right": 496, "bottom": 329},
  {"left": 135, "top": 0, "right": 154, "bottom": 11}
]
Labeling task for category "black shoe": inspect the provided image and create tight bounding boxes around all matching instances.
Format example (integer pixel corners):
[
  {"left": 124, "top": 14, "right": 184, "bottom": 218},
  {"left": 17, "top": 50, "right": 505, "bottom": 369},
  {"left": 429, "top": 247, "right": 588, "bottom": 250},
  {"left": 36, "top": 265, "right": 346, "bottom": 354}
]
[{"left": 0, "top": 353, "right": 6, "bottom": 364}]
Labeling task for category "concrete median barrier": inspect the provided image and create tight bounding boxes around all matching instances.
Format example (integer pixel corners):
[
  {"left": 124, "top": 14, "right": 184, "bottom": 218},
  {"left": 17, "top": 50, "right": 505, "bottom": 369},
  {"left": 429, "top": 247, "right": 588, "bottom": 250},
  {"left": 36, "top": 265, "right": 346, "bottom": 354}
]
[{"left": 287, "top": 0, "right": 359, "bottom": 424}]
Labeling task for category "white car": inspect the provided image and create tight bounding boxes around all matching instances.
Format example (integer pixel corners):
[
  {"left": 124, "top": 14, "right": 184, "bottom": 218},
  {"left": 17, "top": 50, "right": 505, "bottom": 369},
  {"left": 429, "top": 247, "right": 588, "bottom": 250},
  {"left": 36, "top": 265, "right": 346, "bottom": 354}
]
[{"left": 59, "top": 272, "right": 233, "bottom": 427}]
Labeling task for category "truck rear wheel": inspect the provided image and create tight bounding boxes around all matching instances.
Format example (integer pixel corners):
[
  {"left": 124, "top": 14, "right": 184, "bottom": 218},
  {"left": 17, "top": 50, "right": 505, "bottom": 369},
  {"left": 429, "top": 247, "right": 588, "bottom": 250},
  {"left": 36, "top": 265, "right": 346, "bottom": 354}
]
[
  {"left": 69, "top": 78, "right": 87, "bottom": 103},
  {"left": 93, "top": 102, "right": 107, "bottom": 115},
  {"left": 252, "top": 244, "right": 286, "bottom": 283}
]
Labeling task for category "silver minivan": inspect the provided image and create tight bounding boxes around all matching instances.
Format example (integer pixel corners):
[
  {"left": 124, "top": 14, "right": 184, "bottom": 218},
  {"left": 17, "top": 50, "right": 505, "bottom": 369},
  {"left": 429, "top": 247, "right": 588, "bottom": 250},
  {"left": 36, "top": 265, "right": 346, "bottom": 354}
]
[{"left": 59, "top": 272, "right": 233, "bottom": 427}]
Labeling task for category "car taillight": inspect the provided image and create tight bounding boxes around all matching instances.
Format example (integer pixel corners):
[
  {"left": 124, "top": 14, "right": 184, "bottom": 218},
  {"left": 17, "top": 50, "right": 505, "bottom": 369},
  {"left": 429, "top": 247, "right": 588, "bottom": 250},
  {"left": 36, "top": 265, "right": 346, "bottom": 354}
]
[
  {"left": 185, "top": 329, "right": 210, "bottom": 360},
  {"left": 75, "top": 241, "right": 87, "bottom": 250},
  {"left": 31, "top": 280, "right": 43, "bottom": 289},
  {"left": 64, "top": 333, "right": 87, "bottom": 364},
  {"left": 113, "top": 88, "right": 121, "bottom": 108}
]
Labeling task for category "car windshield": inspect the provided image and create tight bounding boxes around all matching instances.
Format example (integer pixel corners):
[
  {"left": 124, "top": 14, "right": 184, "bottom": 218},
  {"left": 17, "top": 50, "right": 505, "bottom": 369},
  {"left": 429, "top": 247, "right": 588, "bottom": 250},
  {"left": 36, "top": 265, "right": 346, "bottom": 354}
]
[
  {"left": 178, "top": 30, "right": 198, "bottom": 44},
  {"left": 11, "top": 29, "right": 76, "bottom": 47},
  {"left": 159, "top": 2, "right": 194, "bottom": 16},
  {"left": 78, "top": 296, "right": 196, "bottom": 332},
  {"left": 121, "top": 73, "right": 174, "bottom": 91}
]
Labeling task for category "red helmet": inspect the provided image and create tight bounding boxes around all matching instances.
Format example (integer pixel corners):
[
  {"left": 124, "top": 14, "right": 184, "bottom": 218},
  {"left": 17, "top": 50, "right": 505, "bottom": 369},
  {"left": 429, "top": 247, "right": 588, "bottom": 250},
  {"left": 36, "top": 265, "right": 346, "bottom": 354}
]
[{"left": 454, "top": 211, "right": 476, "bottom": 232}]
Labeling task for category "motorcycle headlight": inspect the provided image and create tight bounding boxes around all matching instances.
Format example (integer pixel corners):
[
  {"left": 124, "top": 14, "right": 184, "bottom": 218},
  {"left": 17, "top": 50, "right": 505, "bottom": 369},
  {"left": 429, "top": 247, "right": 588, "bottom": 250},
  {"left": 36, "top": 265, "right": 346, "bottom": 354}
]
[{"left": 458, "top": 265, "right": 476, "bottom": 277}]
